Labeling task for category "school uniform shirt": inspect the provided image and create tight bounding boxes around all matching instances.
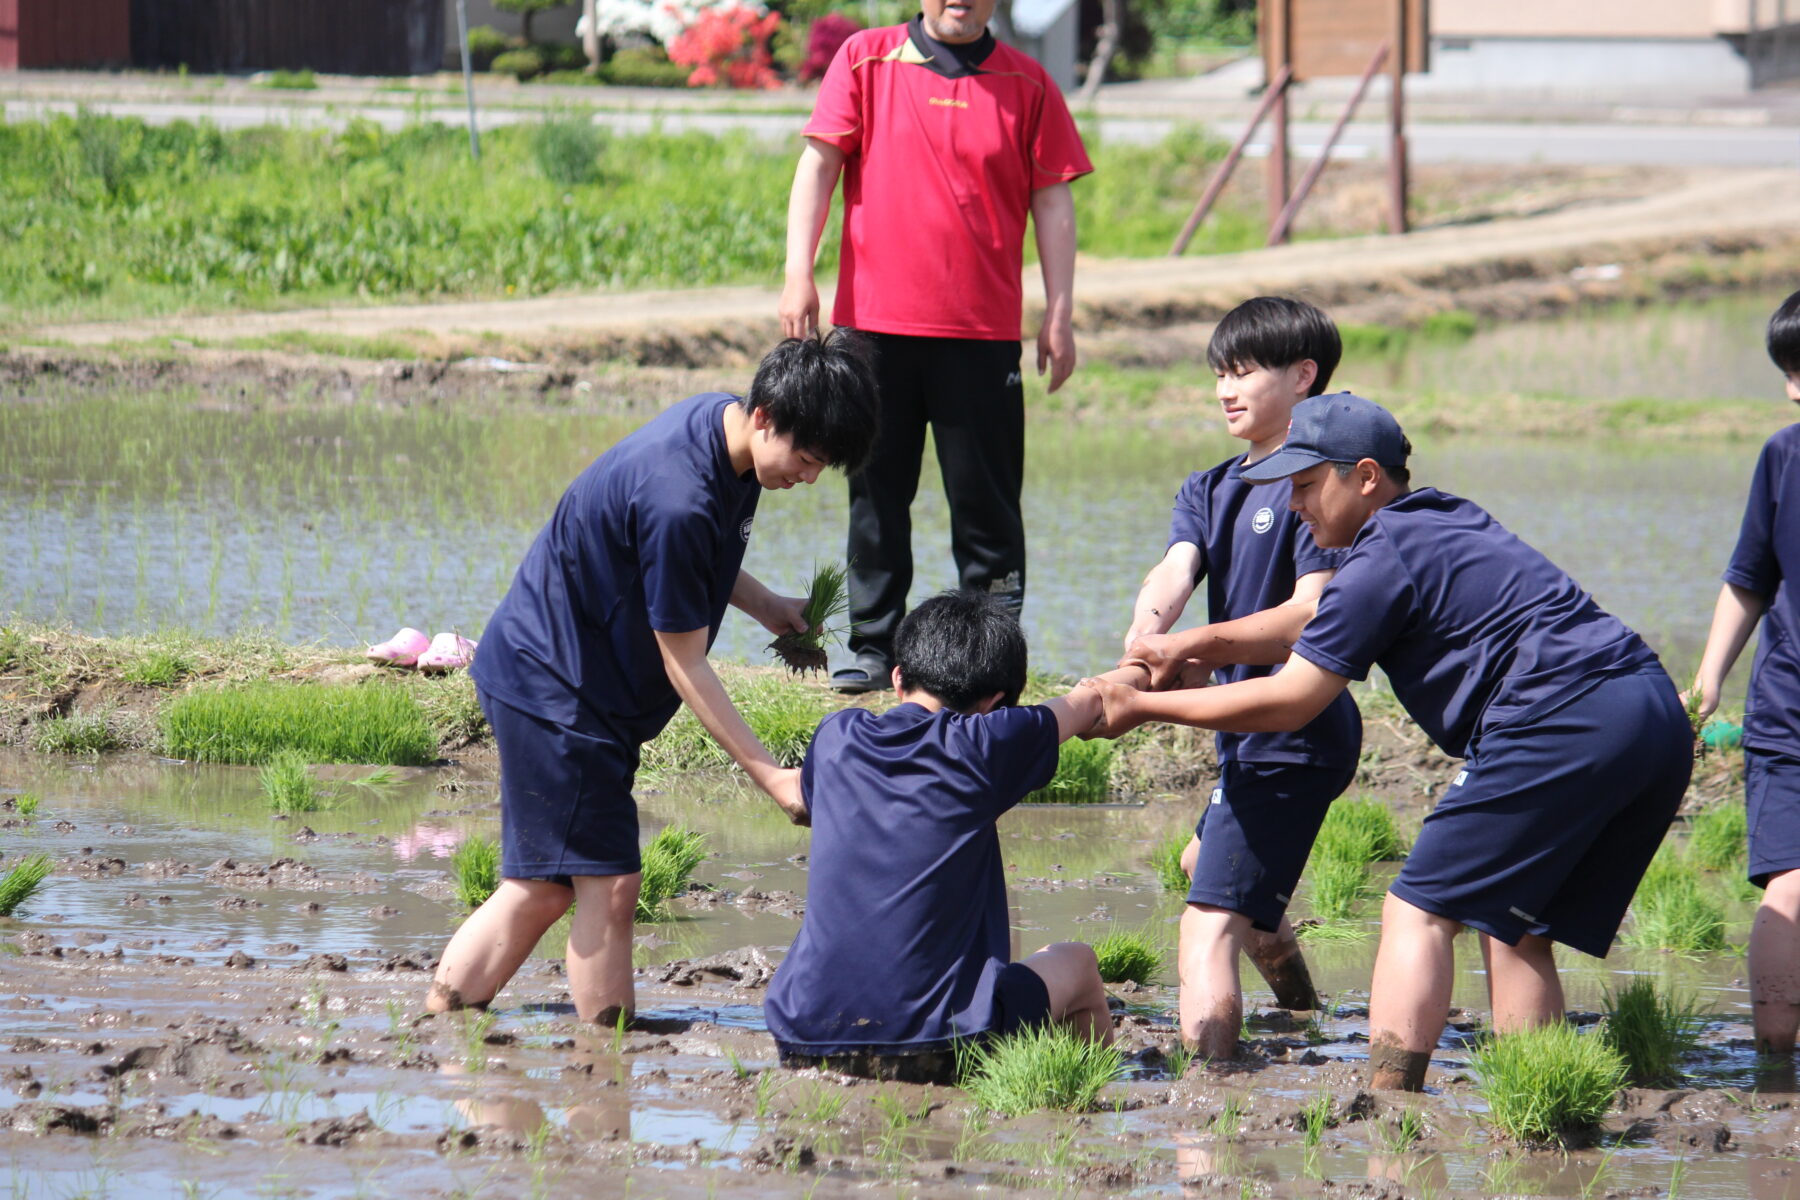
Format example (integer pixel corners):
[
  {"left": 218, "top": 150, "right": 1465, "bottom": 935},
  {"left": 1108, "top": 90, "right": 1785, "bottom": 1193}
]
[
  {"left": 1168, "top": 458, "right": 1361, "bottom": 768},
  {"left": 1292, "top": 489, "right": 1662, "bottom": 760},
  {"left": 803, "top": 19, "right": 1092, "bottom": 341},
  {"left": 470, "top": 393, "right": 759, "bottom": 743},
  {"left": 1726, "top": 423, "right": 1800, "bottom": 755},
  {"left": 764, "top": 701, "right": 1060, "bottom": 1055}
]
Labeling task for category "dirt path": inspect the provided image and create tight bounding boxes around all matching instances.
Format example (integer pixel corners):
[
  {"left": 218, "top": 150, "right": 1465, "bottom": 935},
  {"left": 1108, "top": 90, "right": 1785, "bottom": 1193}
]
[{"left": 24, "top": 167, "right": 1799, "bottom": 362}]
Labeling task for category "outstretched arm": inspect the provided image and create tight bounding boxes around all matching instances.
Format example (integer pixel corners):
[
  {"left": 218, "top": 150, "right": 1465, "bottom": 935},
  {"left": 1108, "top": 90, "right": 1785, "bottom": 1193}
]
[
  {"left": 1043, "top": 663, "right": 1149, "bottom": 741},
  {"left": 1125, "top": 569, "right": 1332, "bottom": 689},
  {"left": 779, "top": 138, "right": 847, "bottom": 339},
  {"left": 1690, "top": 582, "right": 1766, "bottom": 722},
  {"left": 1085, "top": 654, "right": 1348, "bottom": 739}
]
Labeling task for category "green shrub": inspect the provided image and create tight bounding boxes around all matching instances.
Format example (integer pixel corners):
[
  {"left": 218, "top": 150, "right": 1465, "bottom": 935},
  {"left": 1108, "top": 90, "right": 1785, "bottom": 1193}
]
[
  {"left": 259, "top": 749, "right": 325, "bottom": 814},
  {"left": 601, "top": 46, "right": 691, "bottom": 87},
  {"left": 1624, "top": 848, "right": 1728, "bottom": 954},
  {"left": 1091, "top": 928, "right": 1162, "bottom": 984},
  {"left": 1687, "top": 802, "right": 1748, "bottom": 874},
  {"left": 960, "top": 1024, "right": 1125, "bottom": 1116},
  {"left": 260, "top": 69, "right": 316, "bottom": 90},
  {"left": 1472, "top": 1023, "right": 1626, "bottom": 1145},
  {"left": 532, "top": 115, "right": 605, "bottom": 186},
  {"left": 1024, "top": 739, "right": 1115, "bottom": 803},
  {"left": 121, "top": 648, "right": 194, "bottom": 687},
  {"left": 161, "top": 682, "right": 435, "bottom": 766},
  {"left": 1317, "top": 798, "right": 1407, "bottom": 862},
  {"left": 466, "top": 24, "right": 510, "bottom": 69},
  {"left": 1149, "top": 831, "right": 1190, "bottom": 894},
  {"left": 637, "top": 824, "right": 708, "bottom": 921},
  {"left": 492, "top": 48, "right": 546, "bottom": 81},
  {"left": 32, "top": 711, "right": 120, "bottom": 755},
  {"left": 0, "top": 853, "right": 53, "bottom": 918},
  {"left": 1602, "top": 978, "right": 1703, "bottom": 1086},
  {"left": 451, "top": 835, "right": 501, "bottom": 910}
]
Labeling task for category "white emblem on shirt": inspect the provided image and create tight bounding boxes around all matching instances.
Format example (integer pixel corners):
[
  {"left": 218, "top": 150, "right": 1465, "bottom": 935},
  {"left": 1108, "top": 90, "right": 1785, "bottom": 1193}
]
[
  {"left": 739, "top": 517, "right": 754, "bottom": 543},
  {"left": 1251, "top": 506, "right": 1275, "bottom": 534}
]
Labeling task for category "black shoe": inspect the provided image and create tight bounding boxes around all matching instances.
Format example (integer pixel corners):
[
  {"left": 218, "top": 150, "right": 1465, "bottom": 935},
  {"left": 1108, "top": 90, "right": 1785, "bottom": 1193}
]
[{"left": 830, "top": 663, "right": 892, "bottom": 694}]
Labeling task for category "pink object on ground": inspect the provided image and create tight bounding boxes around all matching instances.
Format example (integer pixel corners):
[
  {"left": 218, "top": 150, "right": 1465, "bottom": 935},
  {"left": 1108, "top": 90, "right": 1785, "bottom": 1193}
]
[
  {"left": 366, "top": 627, "right": 432, "bottom": 667},
  {"left": 417, "top": 632, "right": 478, "bottom": 674}
]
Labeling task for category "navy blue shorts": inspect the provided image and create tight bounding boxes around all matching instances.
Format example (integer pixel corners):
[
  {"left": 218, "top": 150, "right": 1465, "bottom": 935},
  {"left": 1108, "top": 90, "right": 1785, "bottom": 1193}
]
[
  {"left": 479, "top": 690, "right": 642, "bottom": 884},
  {"left": 1390, "top": 669, "right": 1691, "bottom": 958},
  {"left": 990, "top": 960, "right": 1053, "bottom": 1037},
  {"left": 1188, "top": 760, "right": 1357, "bottom": 932},
  {"left": 1746, "top": 748, "right": 1800, "bottom": 887}
]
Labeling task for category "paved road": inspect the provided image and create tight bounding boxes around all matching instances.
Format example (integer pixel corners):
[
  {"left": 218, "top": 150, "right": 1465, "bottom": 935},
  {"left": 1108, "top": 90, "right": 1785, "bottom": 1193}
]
[{"left": 8, "top": 96, "right": 1798, "bottom": 167}]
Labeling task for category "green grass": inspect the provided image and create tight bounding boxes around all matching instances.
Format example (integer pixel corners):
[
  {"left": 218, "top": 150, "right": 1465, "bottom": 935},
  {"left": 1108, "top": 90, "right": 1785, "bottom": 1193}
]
[
  {"left": 121, "top": 647, "right": 194, "bottom": 687},
  {"left": 12, "top": 793, "right": 39, "bottom": 818},
  {"left": 31, "top": 711, "right": 120, "bottom": 755},
  {"left": 1623, "top": 848, "right": 1728, "bottom": 954},
  {"left": 636, "top": 824, "right": 708, "bottom": 922},
  {"left": 259, "top": 69, "right": 317, "bottom": 90},
  {"left": 1306, "top": 849, "right": 1375, "bottom": 922},
  {"left": 1686, "top": 803, "right": 1748, "bottom": 874},
  {"left": 531, "top": 115, "right": 606, "bottom": 186},
  {"left": 1024, "top": 738, "right": 1115, "bottom": 803},
  {"left": 1602, "top": 978, "right": 1703, "bottom": 1087},
  {"left": 451, "top": 834, "right": 502, "bottom": 910},
  {"left": 1472, "top": 1023, "right": 1627, "bottom": 1146},
  {"left": 160, "top": 681, "right": 436, "bottom": 765},
  {"left": 768, "top": 562, "right": 850, "bottom": 674},
  {"left": 258, "top": 749, "right": 325, "bottom": 813},
  {"left": 0, "top": 853, "right": 53, "bottom": 917},
  {"left": 1149, "top": 831, "right": 1190, "bottom": 894},
  {"left": 1090, "top": 928, "right": 1163, "bottom": 984},
  {"left": 1317, "top": 799, "right": 1408, "bottom": 863},
  {"left": 640, "top": 675, "right": 828, "bottom": 774},
  {"left": 958, "top": 1024, "right": 1125, "bottom": 1116}
]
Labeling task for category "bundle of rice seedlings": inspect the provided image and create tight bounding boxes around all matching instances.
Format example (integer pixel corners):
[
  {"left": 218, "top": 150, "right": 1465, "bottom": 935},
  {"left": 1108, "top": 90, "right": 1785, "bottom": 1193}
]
[
  {"left": 636, "top": 824, "right": 708, "bottom": 921},
  {"left": 1624, "top": 848, "right": 1728, "bottom": 954},
  {"left": 1307, "top": 849, "right": 1375, "bottom": 921},
  {"left": 1091, "top": 927, "right": 1163, "bottom": 984},
  {"left": 32, "top": 711, "right": 120, "bottom": 755},
  {"left": 959, "top": 1024, "right": 1125, "bottom": 1116},
  {"left": 1317, "top": 798, "right": 1408, "bottom": 862},
  {"left": 1024, "top": 738, "right": 1115, "bottom": 803},
  {"left": 1149, "top": 831, "right": 1190, "bottom": 894},
  {"left": 0, "top": 853, "right": 53, "bottom": 918},
  {"left": 1472, "top": 1023, "right": 1626, "bottom": 1146},
  {"left": 1601, "top": 978, "right": 1703, "bottom": 1086},
  {"left": 162, "top": 681, "right": 435, "bottom": 766},
  {"left": 768, "top": 562, "right": 851, "bottom": 674},
  {"left": 259, "top": 749, "right": 325, "bottom": 813},
  {"left": 451, "top": 834, "right": 502, "bottom": 910},
  {"left": 1686, "top": 802, "right": 1748, "bottom": 874}
]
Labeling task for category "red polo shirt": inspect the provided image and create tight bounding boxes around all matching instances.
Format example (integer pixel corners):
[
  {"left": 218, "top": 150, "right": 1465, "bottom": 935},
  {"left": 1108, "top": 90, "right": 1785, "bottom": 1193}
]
[{"left": 804, "top": 23, "right": 1092, "bottom": 342}]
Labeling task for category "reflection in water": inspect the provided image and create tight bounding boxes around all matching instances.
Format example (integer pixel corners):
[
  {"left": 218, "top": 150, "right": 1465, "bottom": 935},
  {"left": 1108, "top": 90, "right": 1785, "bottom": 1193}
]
[{"left": 1368, "top": 1151, "right": 1449, "bottom": 1194}]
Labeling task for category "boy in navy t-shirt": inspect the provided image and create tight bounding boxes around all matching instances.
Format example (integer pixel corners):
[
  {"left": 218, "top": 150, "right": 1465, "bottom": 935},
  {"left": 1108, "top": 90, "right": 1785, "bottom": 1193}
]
[
  {"left": 1095, "top": 393, "right": 1691, "bottom": 1091},
  {"left": 429, "top": 333, "right": 880, "bottom": 1026},
  {"left": 1693, "top": 289, "right": 1800, "bottom": 1057},
  {"left": 1121, "top": 297, "right": 1360, "bottom": 1060},
  {"left": 766, "top": 591, "right": 1146, "bottom": 1080}
]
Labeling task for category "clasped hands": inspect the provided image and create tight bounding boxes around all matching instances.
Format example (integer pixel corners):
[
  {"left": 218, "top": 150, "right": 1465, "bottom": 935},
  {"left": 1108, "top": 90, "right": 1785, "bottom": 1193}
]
[{"left": 1076, "top": 631, "right": 1216, "bottom": 740}]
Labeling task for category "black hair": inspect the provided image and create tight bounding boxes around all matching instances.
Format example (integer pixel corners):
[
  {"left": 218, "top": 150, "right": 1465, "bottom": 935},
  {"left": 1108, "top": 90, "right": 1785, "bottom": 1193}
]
[
  {"left": 1770, "top": 290, "right": 1800, "bottom": 377},
  {"left": 894, "top": 590, "right": 1028, "bottom": 713},
  {"left": 1207, "top": 296, "right": 1342, "bottom": 395},
  {"left": 743, "top": 328, "right": 880, "bottom": 475},
  {"left": 1331, "top": 459, "right": 1412, "bottom": 489}
]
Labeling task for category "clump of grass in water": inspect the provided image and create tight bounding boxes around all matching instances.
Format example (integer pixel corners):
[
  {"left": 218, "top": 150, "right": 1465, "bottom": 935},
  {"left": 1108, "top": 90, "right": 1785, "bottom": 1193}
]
[
  {"left": 1472, "top": 1022, "right": 1626, "bottom": 1146},
  {"left": 0, "top": 854, "right": 53, "bottom": 917},
  {"left": 958, "top": 1024, "right": 1124, "bottom": 1116},
  {"left": 637, "top": 824, "right": 707, "bottom": 921},
  {"left": 768, "top": 563, "right": 851, "bottom": 675},
  {"left": 1317, "top": 798, "right": 1408, "bottom": 862},
  {"left": 10, "top": 793, "right": 40, "bottom": 819},
  {"left": 1090, "top": 927, "right": 1163, "bottom": 984},
  {"left": 1686, "top": 802, "right": 1748, "bottom": 874},
  {"left": 451, "top": 835, "right": 502, "bottom": 910},
  {"left": 260, "top": 750, "right": 325, "bottom": 814},
  {"left": 1307, "top": 847, "right": 1375, "bottom": 922},
  {"left": 32, "top": 711, "right": 120, "bottom": 755},
  {"left": 1024, "top": 738, "right": 1115, "bottom": 803},
  {"left": 1602, "top": 978, "right": 1704, "bottom": 1086},
  {"left": 161, "top": 681, "right": 435, "bottom": 766},
  {"left": 1149, "top": 831, "right": 1190, "bottom": 894},
  {"left": 1624, "top": 847, "right": 1727, "bottom": 954}
]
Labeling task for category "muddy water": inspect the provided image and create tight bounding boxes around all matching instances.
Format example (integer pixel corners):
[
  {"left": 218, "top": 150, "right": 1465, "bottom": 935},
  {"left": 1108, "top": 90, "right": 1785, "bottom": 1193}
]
[{"left": 0, "top": 747, "right": 1792, "bottom": 1198}]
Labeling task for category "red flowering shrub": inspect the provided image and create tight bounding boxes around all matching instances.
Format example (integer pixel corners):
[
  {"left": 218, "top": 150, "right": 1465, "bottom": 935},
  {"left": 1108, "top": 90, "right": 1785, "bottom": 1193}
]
[
  {"left": 801, "top": 13, "right": 861, "bottom": 82},
  {"left": 668, "top": 5, "right": 783, "bottom": 89}
]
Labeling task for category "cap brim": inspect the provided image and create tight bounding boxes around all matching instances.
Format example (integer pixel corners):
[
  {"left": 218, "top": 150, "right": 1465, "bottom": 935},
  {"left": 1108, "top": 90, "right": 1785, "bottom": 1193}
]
[{"left": 1240, "top": 447, "right": 1327, "bottom": 484}]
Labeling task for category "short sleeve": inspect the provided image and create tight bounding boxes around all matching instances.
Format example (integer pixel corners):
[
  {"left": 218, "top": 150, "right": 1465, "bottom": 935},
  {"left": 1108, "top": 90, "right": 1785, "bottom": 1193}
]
[
  {"left": 1724, "top": 437, "right": 1783, "bottom": 598},
  {"left": 1291, "top": 526, "right": 1344, "bottom": 581},
  {"left": 802, "top": 34, "right": 867, "bottom": 155},
  {"left": 965, "top": 705, "right": 1060, "bottom": 813},
  {"left": 1028, "top": 69, "right": 1092, "bottom": 185},
  {"left": 1166, "top": 476, "right": 1210, "bottom": 579},
  {"left": 635, "top": 483, "right": 721, "bottom": 634},
  {"left": 1291, "top": 530, "right": 1417, "bottom": 682}
]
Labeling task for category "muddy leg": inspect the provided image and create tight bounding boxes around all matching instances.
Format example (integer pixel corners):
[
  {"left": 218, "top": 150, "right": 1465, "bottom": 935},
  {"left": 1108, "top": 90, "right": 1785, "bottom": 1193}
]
[
  {"left": 1480, "top": 932, "right": 1562, "bottom": 1033},
  {"left": 1752, "top": 869, "right": 1800, "bottom": 1057},
  {"left": 568, "top": 873, "right": 641, "bottom": 1025},
  {"left": 1367, "top": 891, "right": 1458, "bottom": 1091},
  {"left": 1179, "top": 904, "right": 1249, "bottom": 1061},
  {"left": 1245, "top": 917, "right": 1319, "bottom": 1012},
  {"left": 429, "top": 878, "right": 575, "bottom": 1013}
]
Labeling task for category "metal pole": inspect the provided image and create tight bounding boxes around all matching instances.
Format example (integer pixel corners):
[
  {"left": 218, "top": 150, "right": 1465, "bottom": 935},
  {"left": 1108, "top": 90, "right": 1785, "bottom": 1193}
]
[
  {"left": 1267, "top": 45, "right": 1386, "bottom": 246},
  {"left": 1387, "top": 0, "right": 1408, "bottom": 234},
  {"left": 455, "top": 0, "right": 481, "bottom": 161},
  {"left": 1170, "top": 65, "right": 1291, "bottom": 255},
  {"left": 1266, "top": 0, "right": 1291, "bottom": 243}
]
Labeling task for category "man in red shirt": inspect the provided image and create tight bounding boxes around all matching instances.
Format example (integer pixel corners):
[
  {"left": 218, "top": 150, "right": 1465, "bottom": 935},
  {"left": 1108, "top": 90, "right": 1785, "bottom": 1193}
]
[{"left": 779, "top": 0, "right": 1092, "bottom": 692}]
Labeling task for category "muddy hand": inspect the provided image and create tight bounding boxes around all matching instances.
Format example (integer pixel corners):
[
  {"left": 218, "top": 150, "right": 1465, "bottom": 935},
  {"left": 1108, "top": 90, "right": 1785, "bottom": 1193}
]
[
  {"left": 1078, "top": 677, "right": 1143, "bottom": 738},
  {"left": 1122, "top": 633, "right": 1191, "bottom": 691},
  {"left": 767, "top": 768, "right": 811, "bottom": 827}
]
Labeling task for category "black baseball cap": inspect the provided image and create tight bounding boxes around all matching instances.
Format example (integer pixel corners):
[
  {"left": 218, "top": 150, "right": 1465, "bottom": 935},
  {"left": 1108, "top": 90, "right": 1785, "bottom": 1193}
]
[{"left": 1240, "top": 392, "right": 1410, "bottom": 484}]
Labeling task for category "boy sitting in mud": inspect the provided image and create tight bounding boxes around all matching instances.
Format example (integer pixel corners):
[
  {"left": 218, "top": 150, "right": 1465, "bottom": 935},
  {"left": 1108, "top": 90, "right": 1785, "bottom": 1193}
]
[
  {"left": 429, "top": 332, "right": 879, "bottom": 1026},
  {"left": 764, "top": 591, "right": 1145, "bottom": 1082},
  {"left": 1692, "top": 288, "right": 1800, "bottom": 1061},
  {"left": 1121, "top": 296, "right": 1360, "bottom": 1061}
]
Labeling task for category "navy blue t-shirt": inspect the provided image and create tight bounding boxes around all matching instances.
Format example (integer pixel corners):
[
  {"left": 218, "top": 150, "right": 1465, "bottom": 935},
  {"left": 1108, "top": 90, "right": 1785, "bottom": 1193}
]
[
  {"left": 470, "top": 393, "right": 760, "bottom": 742},
  {"left": 1167, "top": 457, "right": 1360, "bottom": 768},
  {"left": 1293, "top": 489, "right": 1662, "bottom": 760},
  {"left": 1725, "top": 423, "right": 1800, "bottom": 755},
  {"left": 764, "top": 702, "right": 1061, "bottom": 1055}
]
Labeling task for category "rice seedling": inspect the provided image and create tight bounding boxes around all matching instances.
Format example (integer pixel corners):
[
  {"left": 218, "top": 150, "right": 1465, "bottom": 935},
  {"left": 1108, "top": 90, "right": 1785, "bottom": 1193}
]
[
  {"left": 0, "top": 853, "right": 54, "bottom": 917},
  {"left": 1378, "top": 1107, "right": 1426, "bottom": 1154},
  {"left": 1149, "top": 831, "right": 1190, "bottom": 893},
  {"left": 1686, "top": 802, "right": 1748, "bottom": 874},
  {"left": 1211, "top": 1094, "right": 1246, "bottom": 1137},
  {"left": 958, "top": 1024, "right": 1125, "bottom": 1117},
  {"left": 1299, "top": 1091, "right": 1334, "bottom": 1147},
  {"left": 11, "top": 793, "right": 39, "bottom": 818},
  {"left": 1317, "top": 798, "right": 1408, "bottom": 862},
  {"left": 768, "top": 562, "right": 850, "bottom": 675},
  {"left": 259, "top": 750, "right": 326, "bottom": 814},
  {"left": 1090, "top": 927, "right": 1164, "bottom": 984},
  {"left": 451, "top": 834, "right": 502, "bottom": 910},
  {"left": 1307, "top": 850, "right": 1376, "bottom": 922},
  {"left": 636, "top": 824, "right": 708, "bottom": 922},
  {"left": 1601, "top": 978, "right": 1703, "bottom": 1086},
  {"left": 1471, "top": 1023, "right": 1627, "bottom": 1146},
  {"left": 1294, "top": 919, "right": 1372, "bottom": 943},
  {"left": 31, "top": 711, "right": 120, "bottom": 755},
  {"left": 1623, "top": 848, "right": 1728, "bottom": 954},
  {"left": 1162, "top": 1041, "right": 1197, "bottom": 1079},
  {"left": 161, "top": 681, "right": 436, "bottom": 766},
  {"left": 121, "top": 647, "right": 193, "bottom": 687},
  {"left": 1024, "top": 738, "right": 1115, "bottom": 803}
]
